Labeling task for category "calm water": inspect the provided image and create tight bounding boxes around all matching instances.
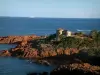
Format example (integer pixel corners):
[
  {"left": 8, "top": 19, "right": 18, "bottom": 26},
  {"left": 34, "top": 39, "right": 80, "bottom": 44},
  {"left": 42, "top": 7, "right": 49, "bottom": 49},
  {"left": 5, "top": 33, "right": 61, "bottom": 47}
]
[
  {"left": 0, "top": 17, "right": 100, "bottom": 36},
  {"left": 0, "top": 44, "right": 55, "bottom": 75},
  {"left": 0, "top": 17, "right": 100, "bottom": 75},
  {"left": 0, "top": 57, "right": 54, "bottom": 75},
  {"left": 0, "top": 44, "right": 16, "bottom": 50}
]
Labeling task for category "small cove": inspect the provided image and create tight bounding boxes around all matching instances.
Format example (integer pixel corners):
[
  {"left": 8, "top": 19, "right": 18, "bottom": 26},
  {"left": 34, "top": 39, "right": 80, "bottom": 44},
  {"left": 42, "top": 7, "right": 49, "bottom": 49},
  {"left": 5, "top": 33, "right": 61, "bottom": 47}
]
[
  {"left": 0, "top": 44, "right": 55, "bottom": 75},
  {"left": 0, "top": 44, "right": 17, "bottom": 50}
]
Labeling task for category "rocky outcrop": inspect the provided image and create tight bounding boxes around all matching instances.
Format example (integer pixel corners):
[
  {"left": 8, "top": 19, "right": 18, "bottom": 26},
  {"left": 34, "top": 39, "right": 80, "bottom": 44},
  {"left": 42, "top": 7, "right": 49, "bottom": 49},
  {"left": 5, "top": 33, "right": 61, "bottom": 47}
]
[
  {"left": 39, "top": 48, "right": 79, "bottom": 58},
  {"left": 10, "top": 44, "right": 39, "bottom": 58},
  {"left": 0, "top": 35, "right": 40, "bottom": 44},
  {"left": 0, "top": 34, "right": 80, "bottom": 58},
  {"left": 40, "top": 50, "right": 57, "bottom": 58},
  {"left": 35, "top": 60, "right": 51, "bottom": 66},
  {"left": 50, "top": 63, "right": 100, "bottom": 75},
  {"left": 64, "top": 48, "right": 79, "bottom": 55},
  {"left": 0, "top": 42, "right": 79, "bottom": 59},
  {"left": 0, "top": 35, "right": 40, "bottom": 58},
  {"left": 9, "top": 43, "right": 57, "bottom": 58},
  {"left": 8, "top": 44, "right": 80, "bottom": 58},
  {"left": 0, "top": 50, "right": 11, "bottom": 56}
]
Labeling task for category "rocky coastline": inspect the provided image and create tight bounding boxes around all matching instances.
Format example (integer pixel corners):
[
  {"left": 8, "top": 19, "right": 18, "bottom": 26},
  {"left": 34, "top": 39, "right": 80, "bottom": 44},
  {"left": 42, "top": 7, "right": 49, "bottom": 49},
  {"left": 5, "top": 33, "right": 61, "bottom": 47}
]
[
  {"left": 0, "top": 35, "right": 40, "bottom": 57},
  {"left": 0, "top": 33, "right": 100, "bottom": 75},
  {"left": 0, "top": 34, "right": 80, "bottom": 58}
]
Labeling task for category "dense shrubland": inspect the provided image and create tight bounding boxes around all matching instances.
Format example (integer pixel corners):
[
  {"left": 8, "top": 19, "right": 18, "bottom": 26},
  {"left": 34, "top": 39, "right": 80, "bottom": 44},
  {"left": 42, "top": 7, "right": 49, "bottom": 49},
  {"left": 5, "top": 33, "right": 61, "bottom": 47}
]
[{"left": 32, "top": 30, "right": 100, "bottom": 57}]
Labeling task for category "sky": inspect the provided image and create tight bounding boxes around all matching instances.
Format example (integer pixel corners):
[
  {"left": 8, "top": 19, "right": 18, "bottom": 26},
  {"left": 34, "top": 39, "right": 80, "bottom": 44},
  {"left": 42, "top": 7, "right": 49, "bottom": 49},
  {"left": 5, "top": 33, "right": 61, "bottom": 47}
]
[{"left": 0, "top": 0, "right": 100, "bottom": 18}]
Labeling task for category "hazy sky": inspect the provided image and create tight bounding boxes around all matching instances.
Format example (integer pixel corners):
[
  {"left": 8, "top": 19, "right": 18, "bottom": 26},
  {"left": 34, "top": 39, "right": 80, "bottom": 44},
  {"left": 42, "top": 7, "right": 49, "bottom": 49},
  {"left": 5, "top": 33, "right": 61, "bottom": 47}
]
[{"left": 0, "top": 0, "right": 100, "bottom": 18}]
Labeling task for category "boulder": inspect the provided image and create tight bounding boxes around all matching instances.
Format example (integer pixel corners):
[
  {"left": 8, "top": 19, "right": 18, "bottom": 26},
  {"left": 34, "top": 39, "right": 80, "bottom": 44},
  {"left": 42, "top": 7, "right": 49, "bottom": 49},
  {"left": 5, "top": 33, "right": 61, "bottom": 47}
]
[{"left": 0, "top": 50, "right": 11, "bottom": 56}]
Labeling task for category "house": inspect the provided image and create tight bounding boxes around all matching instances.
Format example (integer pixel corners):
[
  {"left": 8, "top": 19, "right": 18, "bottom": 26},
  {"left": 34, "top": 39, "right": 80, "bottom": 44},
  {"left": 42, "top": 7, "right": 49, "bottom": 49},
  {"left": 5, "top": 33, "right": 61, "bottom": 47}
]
[
  {"left": 56, "top": 28, "right": 72, "bottom": 41},
  {"left": 63, "top": 30, "right": 72, "bottom": 37},
  {"left": 56, "top": 28, "right": 64, "bottom": 41},
  {"left": 66, "top": 31, "right": 72, "bottom": 37},
  {"left": 56, "top": 28, "right": 64, "bottom": 35}
]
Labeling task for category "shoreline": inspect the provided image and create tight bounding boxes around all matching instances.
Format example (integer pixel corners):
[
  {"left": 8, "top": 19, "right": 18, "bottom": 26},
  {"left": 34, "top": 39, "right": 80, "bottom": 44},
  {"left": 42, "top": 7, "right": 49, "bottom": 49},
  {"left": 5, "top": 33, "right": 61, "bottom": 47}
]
[{"left": 0, "top": 33, "right": 100, "bottom": 75}]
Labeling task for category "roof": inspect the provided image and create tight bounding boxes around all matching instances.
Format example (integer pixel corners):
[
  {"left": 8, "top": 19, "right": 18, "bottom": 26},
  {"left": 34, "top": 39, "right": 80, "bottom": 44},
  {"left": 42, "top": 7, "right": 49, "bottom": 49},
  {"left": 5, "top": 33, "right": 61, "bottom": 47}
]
[{"left": 57, "top": 28, "right": 64, "bottom": 30}]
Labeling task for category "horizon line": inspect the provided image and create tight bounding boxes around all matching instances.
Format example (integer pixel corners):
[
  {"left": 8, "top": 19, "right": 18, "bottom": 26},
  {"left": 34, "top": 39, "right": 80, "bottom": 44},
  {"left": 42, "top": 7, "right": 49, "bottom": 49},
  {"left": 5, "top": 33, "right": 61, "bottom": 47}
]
[{"left": 0, "top": 16, "right": 100, "bottom": 19}]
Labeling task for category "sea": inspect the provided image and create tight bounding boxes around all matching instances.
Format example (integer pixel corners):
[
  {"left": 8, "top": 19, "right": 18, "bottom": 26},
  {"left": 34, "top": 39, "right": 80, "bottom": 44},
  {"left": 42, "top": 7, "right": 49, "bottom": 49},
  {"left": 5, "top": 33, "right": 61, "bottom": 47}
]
[
  {"left": 0, "top": 17, "right": 100, "bottom": 36},
  {"left": 0, "top": 17, "right": 100, "bottom": 75}
]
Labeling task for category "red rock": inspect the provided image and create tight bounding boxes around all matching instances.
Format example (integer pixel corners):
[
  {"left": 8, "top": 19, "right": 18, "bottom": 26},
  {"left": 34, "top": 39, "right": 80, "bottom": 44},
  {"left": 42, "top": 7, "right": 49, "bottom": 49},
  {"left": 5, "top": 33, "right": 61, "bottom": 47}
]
[
  {"left": 0, "top": 35, "right": 40, "bottom": 44},
  {"left": 0, "top": 50, "right": 11, "bottom": 56},
  {"left": 56, "top": 48, "right": 64, "bottom": 55},
  {"left": 64, "top": 48, "right": 79, "bottom": 55}
]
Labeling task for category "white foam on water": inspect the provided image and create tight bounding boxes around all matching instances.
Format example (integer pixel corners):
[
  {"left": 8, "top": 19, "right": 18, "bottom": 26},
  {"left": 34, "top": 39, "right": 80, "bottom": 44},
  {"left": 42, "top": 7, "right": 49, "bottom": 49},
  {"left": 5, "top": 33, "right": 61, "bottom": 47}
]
[{"left": 77, "top": 29, "right": 91, "bottom": 32}]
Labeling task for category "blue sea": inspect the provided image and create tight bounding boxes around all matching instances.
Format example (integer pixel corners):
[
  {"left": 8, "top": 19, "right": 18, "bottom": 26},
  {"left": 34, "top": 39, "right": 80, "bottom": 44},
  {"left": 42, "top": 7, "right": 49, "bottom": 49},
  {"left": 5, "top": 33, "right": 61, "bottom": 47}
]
[
  {"left": 0, "top": 17, "right": 100, "bottom": 36},
  {"left": 0, "top": 17, "right": 100, "bottom": 75}
]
